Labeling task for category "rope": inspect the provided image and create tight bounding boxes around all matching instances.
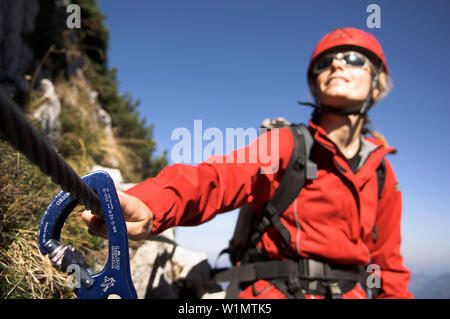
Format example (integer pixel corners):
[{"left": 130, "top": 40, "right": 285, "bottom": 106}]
[{"left": 0, "top": 87, "right": 103, "bottom": 218}]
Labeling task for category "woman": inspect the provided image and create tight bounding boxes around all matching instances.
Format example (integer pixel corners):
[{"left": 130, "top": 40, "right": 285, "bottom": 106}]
[{"left": 82, "top": 28, "right": 413, "bottom": 299}]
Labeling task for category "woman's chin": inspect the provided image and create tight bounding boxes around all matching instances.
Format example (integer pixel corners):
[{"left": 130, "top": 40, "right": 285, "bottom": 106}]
[{"left": 320, "top": 97, "right": 350, "bottom": 108}]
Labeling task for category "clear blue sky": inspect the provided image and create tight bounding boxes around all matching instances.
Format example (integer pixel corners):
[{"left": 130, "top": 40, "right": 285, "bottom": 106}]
[{"left": 98, "top": 0, "right": 450, "bottom": 275}]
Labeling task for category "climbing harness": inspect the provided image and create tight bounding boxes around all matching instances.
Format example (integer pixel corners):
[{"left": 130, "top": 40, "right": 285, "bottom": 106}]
[{"left": 0, "top": 87, "right": 137, "bottom": 299}]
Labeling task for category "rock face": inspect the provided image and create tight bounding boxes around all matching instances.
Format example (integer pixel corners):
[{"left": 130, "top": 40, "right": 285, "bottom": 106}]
[
  {"left": 0, "top": 0, "right": 40, "bottom": 95},
  {"left": 90, "top": 91, "right": 120, "bottom": 168},
  {"left": 130, "top": 233, "right": 224, "bottom": 299},
  {"left": 88, "top": 90, "right": 113, "bottom": 137},
  {"left": 0, "top": 0, "right": 83, "bottom": 98}
]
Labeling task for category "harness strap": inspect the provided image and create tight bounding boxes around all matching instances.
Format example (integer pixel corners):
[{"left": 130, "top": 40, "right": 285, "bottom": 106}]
[
  {"left": 242, "top": 125, "right": 317, "bottom": 263},
  {"left": 326, "top": 281, "right": 343, "bottom": 299},
  {"left": 372, "top": 157, "right": 386, "bottom": 244},
  {"left": 215, "top": 259, "right": 360, "bottom": 298}
]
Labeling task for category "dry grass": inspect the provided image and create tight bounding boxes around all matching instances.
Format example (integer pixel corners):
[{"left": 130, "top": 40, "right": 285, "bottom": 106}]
[
  {"left": 0, "top": 230, "right": 74, "bottom": 299},
  {"left": 0, "top": 134, "right": 106, "bottom": 298},
  {"left": 1, "top": 75, "right": 149, "bottom": 298}
]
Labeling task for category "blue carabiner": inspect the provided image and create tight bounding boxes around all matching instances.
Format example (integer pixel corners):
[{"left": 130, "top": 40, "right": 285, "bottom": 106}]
[{"left": 37, "top": 171, "right": 137, "bottom": 299}]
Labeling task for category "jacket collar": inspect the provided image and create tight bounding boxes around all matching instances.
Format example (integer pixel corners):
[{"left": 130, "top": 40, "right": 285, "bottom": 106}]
[
  {"left": 308, "top": 120, "right": 395, "bottom": 174},
  {"left": 308, "top": 120, "right": 395, "bottom": 152}
]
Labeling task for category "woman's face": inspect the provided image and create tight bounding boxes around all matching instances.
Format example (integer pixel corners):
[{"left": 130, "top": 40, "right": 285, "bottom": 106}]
[{"left": 314, "top": 52, "right": 378, "bottom": 109}]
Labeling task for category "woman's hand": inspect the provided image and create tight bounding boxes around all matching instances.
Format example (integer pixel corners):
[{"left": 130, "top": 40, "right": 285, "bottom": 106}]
[{"left": 82, "top": 191, "right": 153, "bottom": 241}]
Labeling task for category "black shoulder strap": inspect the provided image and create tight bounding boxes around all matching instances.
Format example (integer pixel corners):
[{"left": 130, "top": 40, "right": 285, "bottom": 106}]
[
  {"left": 376, "top": 157, "right": 386, "bottom": 200},
  {"left": 372, "top": 157, "right": 387, "bottom": 243},
  {"left": 265, "top": 124, "right": 317, "bottom": 223},
  {"left": 245, "top": 124, "right": 317, "bottom": 260}
]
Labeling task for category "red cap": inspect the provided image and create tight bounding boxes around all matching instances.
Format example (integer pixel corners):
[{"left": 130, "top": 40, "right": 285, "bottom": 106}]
[{"left": 307, "top": 28, "right": 388, "bottom": 80}]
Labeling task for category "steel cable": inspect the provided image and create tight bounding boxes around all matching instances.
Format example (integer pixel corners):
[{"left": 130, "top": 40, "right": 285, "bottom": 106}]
[{"left": 0, "top": 87, "right": 102, "bottom": 218}]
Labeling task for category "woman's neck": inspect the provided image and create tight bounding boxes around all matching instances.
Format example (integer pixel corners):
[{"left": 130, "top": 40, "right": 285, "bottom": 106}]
[{"left": 318, "top": 112, "right": 364, "bottom": 159}]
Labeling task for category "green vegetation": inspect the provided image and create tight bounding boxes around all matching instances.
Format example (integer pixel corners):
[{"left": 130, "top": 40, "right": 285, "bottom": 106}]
[
  {"left": 1, "top": 142, "right": 71, "bottom": 298},
  {"left": 76, "top": 0, "right": 167, "bottom": 181},
  {"left": 0, "top": 0, "right": 167, "bottom": 298},
  {"left": 0, "top": 141, "right": 108, "bottom": 298}
]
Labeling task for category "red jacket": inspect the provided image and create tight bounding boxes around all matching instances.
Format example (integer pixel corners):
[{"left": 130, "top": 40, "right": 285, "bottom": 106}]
[{"left": 125, "top": 121, "right": 413, "bottom": 299}]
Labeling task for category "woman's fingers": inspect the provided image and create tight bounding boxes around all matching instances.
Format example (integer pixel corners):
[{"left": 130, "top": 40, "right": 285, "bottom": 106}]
[
  {"left": 82, "top": 210, "right": 108, "bottom": 239},
  {"left": 82, "top": 191, "right": 153, "bottom": 241}
]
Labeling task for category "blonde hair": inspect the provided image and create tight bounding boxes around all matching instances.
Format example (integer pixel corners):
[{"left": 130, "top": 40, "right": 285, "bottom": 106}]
[
  {"left": 366, "top": 67, "right": 396, "bottom": 151},
  {"left": 371, "top": 67, "right": 392, "bottom": 103}
]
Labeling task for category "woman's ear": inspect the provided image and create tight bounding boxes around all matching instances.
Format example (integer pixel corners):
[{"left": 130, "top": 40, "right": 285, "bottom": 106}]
[{"left": 372, "top": 86, "right": 381, "bottom": 102}]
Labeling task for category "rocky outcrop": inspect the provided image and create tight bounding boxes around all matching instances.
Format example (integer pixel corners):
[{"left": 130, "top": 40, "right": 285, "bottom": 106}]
[
  {"left": 0, "top": 0, "right": 83, "bottom": 99},
  {"left": 0, "top": 0, "right": 40, "bottom": 94},
  {"left": 32, "top": 79, "right": 61, "bottom": 142},
  {"left": 130, "top": 234, "right": 224, "bottom": 299},
  {"left": 88, "top": 90, "right": 113, "bottom": 138}
]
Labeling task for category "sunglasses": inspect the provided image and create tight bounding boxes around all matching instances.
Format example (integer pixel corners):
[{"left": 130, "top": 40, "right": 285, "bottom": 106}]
[{"left": 312, "top": 51, "right": 370, "bottom": 74}]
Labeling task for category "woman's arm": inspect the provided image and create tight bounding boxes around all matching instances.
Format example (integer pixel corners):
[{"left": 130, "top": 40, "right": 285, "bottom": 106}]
[{"left": 82, "top": 128, "right": 294, "bottom": 239}]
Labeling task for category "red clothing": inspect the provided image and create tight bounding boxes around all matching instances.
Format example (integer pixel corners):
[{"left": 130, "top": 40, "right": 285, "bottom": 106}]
[
  {"left": 125, "top": 121, "right": 413, "bottom": 299},
  {"left": 239, "top": 279, "right": 369, "bottom": 299}
]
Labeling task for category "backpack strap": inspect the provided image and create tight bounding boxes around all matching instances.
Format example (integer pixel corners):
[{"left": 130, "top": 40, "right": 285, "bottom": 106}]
[
  {"left": 372, "top": 157, "right": 386, "bottom": 244},
  {"left": 242, "top": 124, "right": 317, "bottom": 263},
  {"left": 376, "top": 157, "right": 386, "bottom": 200}
]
